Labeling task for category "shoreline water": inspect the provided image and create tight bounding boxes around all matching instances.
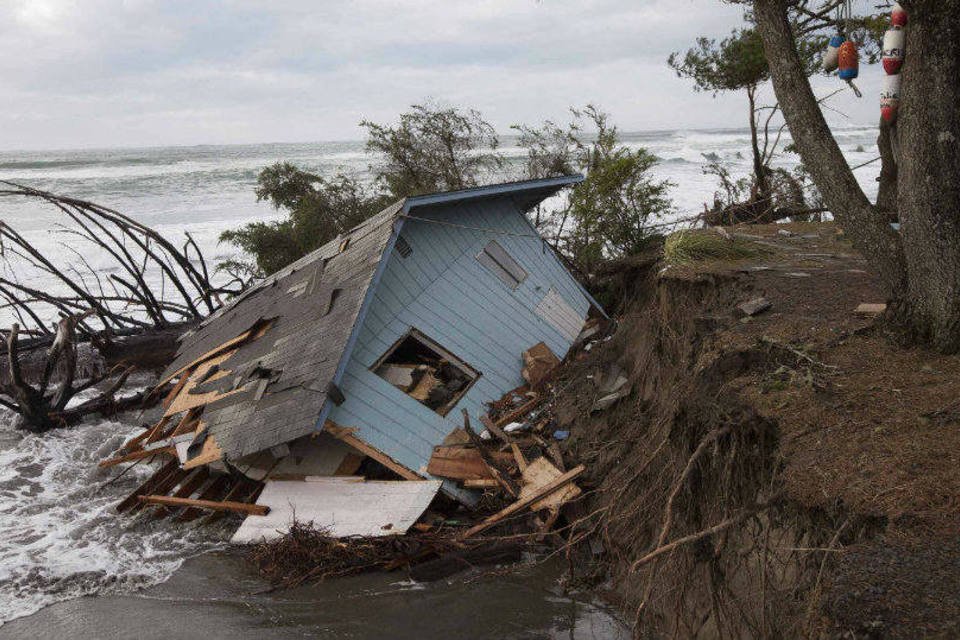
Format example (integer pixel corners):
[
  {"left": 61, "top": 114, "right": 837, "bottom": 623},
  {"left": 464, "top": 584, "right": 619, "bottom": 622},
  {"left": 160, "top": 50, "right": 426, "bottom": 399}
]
[{"left": 0, "top": 551, "right": 629, "bottom": 640}]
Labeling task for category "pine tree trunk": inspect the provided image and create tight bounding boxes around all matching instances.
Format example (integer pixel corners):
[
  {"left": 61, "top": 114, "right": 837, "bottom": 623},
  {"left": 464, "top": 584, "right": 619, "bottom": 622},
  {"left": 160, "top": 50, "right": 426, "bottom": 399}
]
[{"left": 893, "top": 0, "right": 960, "bottom": 352}]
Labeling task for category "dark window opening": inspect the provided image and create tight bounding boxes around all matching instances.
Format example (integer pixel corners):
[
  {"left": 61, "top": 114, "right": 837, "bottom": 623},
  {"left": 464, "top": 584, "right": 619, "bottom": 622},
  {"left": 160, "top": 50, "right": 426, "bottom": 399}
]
[
  {"left": 477, "top": 240, "right": 527, "bottom": 289},
  {"left": 394, "top": 235, "right": 413, "bottom": 258},
  {"left": 371, "top": 329, "right": 480, "bottom": 416}
]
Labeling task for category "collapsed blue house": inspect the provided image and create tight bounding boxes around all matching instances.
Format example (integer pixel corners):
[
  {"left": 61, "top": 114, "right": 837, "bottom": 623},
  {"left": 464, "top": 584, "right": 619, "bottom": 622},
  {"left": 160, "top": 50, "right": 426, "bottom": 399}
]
[{"left": 108, "top": 176, "right": 603, "bottom": 539}]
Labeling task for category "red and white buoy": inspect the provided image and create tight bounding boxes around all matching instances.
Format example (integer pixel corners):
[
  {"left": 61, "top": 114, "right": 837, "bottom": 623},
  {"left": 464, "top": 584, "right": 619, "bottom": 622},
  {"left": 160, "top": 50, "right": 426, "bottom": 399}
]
[
  {"left": 880, "top": 2, "right": 907, "bottom": 123},
  {"left": 881, "top": 73, "right": 901, "bottom": 123},
  {"left": 882, "top": 28, "right": 905, "bottom": 75},
  {"left": 891, "top": 2, "right": 908, "bottom": 27}
]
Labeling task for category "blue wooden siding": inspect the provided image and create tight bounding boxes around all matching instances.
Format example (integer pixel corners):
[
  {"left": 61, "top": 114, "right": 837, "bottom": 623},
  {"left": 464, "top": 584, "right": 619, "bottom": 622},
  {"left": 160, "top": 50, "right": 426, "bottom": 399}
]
[{"left": 326, "top": 196, "right": 590, "bottom": 477}]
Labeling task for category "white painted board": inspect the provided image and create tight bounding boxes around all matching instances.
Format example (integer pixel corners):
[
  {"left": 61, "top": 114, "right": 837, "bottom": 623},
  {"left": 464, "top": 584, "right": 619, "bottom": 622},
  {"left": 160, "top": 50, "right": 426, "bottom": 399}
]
[
  {"left": 230, "top": 478, "right": 442, "bottom": 543},
  {"left": 535, "top": 288, "right": 585, "bottom": 342}
]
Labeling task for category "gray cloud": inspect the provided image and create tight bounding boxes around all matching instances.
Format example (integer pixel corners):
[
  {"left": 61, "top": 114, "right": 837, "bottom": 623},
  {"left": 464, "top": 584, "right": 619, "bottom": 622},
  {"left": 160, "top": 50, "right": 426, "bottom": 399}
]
[{"left": 0, "top": 0, "right": 881, "bottom": 150}]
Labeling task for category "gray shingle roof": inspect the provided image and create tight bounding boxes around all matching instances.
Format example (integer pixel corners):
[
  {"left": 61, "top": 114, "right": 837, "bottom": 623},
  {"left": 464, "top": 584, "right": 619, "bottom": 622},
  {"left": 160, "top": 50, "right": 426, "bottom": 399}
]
[{"left": 161, "top": 200, "right": 402, "bottom": 460}]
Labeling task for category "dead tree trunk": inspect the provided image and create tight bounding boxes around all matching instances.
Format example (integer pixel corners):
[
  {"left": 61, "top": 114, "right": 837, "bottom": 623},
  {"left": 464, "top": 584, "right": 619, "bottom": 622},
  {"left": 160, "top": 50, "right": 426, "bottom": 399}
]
[
  {"left": 753, "top": 0, "right": 960, "bottom": 353},
  {"left": 0, "top": 184, "right": 231, "bottom": 430}
]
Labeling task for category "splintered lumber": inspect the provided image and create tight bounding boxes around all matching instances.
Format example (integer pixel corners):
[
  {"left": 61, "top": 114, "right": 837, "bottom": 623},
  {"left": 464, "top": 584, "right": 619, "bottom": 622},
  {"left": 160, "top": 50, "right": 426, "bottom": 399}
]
[
  {"left": 495, "top": 397, "right": 539, "bottom": 428},
  {"left": 460, "top": 464, "right": 585, "bottom": 539},
  {"left": 181, "top": 428, "right": 223, "bottom": 469},
  {"left": 179, "top": 474, "right": 232, "bottom": 521},
  {"left": 426, "top": 445, "right": 513, "bottom": 481},
  {"left": 323, "top": 420, "right": 422, "bottom": 481},
  {"left": 461, "top": 409, "right": 519, "bottom": 497},
  {"left": 131, "top": 465, "right": 192, "bottom": 514},
  {"left": 116, "top": 458, "right": 181, "bottom": 513},
  {"left": 521, "top": 457, "right": 581, "bottom": 512},
  {"left": 511, "top": 443, "right": 528, "bottom": 472},
  {"left": 521, "top": 342, "right": 560, "bottom": 387},
  {"left": 153, "top": 467, "right": 211, "bottom": 518},
  {"left": 137, "top": 495, "right": 270, "bottom": 516},
  {"left": 479, "top": 413, "right": 512, "bottom": 443},
  {"left": 463, "top": 478, "right": 501, "bottom": 488},
  {"left": 98, "top": 445, "right": 175, "bottom": 468}
]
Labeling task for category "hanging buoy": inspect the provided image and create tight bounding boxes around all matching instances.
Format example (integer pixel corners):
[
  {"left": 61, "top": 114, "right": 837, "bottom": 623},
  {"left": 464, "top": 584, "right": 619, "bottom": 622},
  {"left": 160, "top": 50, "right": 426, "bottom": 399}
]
[
  {"left": 880, "top": 73, "right": 902, "bottom": 123},
  {"left": 891, "top": 2, "right": 908, "bottom": 27},
  {"left": 823, "top": 34, "right": 845, "bottom": 72},
  {"left": 882, "top": 28, "right": 906, "bottom": 75},
  {"left": 838, "top": 40, "right": 859, "bottom": 80}
]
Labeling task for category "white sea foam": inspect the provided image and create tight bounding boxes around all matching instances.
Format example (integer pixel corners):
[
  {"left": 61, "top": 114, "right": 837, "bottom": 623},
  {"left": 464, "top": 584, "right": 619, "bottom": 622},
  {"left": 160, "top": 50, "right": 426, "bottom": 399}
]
[{"left": 0, "top": 408, "right": 222, "bottom": 625}]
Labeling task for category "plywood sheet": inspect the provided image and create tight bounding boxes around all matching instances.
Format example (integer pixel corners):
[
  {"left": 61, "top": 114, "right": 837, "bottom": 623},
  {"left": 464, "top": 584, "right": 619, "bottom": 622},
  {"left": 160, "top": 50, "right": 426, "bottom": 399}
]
[{"left": 230, "top": 478, "right": 442, "bottom": 543}]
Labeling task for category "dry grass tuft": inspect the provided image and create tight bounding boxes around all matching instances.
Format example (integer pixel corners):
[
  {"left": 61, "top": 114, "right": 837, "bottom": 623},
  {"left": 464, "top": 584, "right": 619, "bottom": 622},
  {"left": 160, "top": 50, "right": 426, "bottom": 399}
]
[{"left": 663, "top": 230, "right": 769, "bottom": 265}]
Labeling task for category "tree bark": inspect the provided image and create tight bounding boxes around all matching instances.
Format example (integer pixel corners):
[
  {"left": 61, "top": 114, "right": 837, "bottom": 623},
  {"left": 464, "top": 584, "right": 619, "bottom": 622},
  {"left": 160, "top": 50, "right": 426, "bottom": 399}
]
[
  {"left": 876, "top": 120, "right": 899, "bottom": 223},
  {"left": 894, "top": 0, "right": 960, "bottom": 352},
  {"left": 753, "top": 0, "right": 907, "bottom": 297},
  {"left": 747, "top": 85, "right": 771, "bottom": 202}
]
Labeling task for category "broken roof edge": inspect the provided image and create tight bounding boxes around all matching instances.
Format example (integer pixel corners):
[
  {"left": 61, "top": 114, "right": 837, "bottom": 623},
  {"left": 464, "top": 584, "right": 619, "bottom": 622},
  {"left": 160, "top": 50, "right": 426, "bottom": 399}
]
[
  {"left": 314, "top": 216, "right": 407, "bottom": 433},
  {"left": 402, "top": 174, "right": 584, "bottom": 214}
]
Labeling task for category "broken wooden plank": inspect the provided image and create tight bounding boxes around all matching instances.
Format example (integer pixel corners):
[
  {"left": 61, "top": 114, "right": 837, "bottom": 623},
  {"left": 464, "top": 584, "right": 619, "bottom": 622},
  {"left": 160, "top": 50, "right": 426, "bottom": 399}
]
[
  {"left": 324, "top": 420, "right": 422, "bottom": 481},
  {"left": 495, "top": 397, "right": 539, "bottom": 428},
  {"left": 463, "top": 478, "right": 501, "bottom": 488},
  {"left": 460, "top": 464, "right": 585, "bottom": 539},
  {"left": 152, "top": 467, "right": 210, "bottom": 518},
  {"left": 138, "top": 495, "right": 270, "bottom": 516},
  {"left": 115, "top": 458, "right": 180, "bottom": 513},
  {"left": 511, "top": 443, "right": 528, "bottom": 472},
  {"left": 520, "top": 456, "right": 581, "bottom": 512},
  {"left": 461, "top": 410, "right": 519, "bottom": 497},
  {"left": 480, "top": 413, "right": 512, "bottom": 443},
  {"left": 521, "top": 342, "right": 560, "bottom": 387},
  {"left": 99, "top": 446, "right": 175, "bottom": 469},
  {"left": 178, "top": 474, "right": 232, "bottom": 521},
  {"left": 426, "top": 445, "right": 512, "bottom": 481}
]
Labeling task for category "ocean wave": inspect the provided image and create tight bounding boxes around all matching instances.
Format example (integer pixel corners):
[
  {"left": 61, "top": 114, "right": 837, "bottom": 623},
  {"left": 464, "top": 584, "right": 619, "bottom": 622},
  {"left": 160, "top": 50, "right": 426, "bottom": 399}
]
[{"left": 0, "top": 403, "right": 223, "bottom": 625}]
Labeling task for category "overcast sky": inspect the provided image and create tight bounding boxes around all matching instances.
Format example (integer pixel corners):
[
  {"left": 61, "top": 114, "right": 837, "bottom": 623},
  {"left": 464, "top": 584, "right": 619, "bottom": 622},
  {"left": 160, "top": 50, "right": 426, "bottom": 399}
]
[{"left": 0, "top": 0, "right": 882, "bottom": 151}]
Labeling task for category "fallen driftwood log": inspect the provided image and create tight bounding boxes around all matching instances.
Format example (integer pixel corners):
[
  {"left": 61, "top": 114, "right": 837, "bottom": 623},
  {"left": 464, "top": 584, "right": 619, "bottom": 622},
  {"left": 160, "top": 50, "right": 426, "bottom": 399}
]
[{"left": 0, "top": 183, "right": 231, "bottom": 431}]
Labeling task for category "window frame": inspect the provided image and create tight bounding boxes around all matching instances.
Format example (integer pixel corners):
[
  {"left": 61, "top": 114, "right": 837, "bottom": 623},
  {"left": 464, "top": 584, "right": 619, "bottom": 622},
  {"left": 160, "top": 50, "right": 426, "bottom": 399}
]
[
  {"left": 476, "top": 240, "right": 527, "bottom": 290},
  {"left": 370, "top": 327, "right": 482, "bottom": 416}
]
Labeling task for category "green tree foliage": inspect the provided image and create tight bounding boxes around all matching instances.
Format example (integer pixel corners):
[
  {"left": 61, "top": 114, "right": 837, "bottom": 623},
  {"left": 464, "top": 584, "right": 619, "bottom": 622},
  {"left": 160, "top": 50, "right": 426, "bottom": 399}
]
[
  {"left": 220, "top": 164, "right": 387, "bottom": 277},
  {"left": 361, "top": 103, "right": 504, "bottom": 197},
  {"left": 222, "top": 103, "right": 673, "bottom": 281},
  {"left": 562, "top": 107, "right": 673, "bottom": 266},
  {"left": 668, "top": 27, "right": 821, "bottom": 222},
  {"left": 668, "top": 28, "right": 770, "bottom": 95},
  {"left": 515, "top": 106, "right": 673, "bottom": 268}
]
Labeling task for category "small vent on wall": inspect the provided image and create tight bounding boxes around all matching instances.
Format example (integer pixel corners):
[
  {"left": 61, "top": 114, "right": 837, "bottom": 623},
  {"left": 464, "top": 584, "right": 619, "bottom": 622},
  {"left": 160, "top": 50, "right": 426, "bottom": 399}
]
[{"left": 395, "top": 235, "right": 413, "bottom": 258}]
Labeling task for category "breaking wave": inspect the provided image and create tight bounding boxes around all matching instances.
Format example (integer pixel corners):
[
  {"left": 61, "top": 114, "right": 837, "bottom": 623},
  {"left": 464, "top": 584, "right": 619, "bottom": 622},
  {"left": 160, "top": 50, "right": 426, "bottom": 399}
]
[{"left": 0, "top": 408, "right": 222, "bottom": 625}]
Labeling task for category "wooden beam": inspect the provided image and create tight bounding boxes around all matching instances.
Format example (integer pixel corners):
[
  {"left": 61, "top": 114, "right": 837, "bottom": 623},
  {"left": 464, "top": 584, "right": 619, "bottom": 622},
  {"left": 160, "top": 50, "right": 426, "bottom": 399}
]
[
  {"left": 153, "top": 467, "right": 210, "bottom": 518},
  {"left": 480, "top": 413, "right": 512, "bottom": 443},
  {"left": 461, "top": 409, "right": 519, "bottom": 497},
  {"left": 99, "top": 446, "right": 175, "bottom": 468},
  {"left": 323, "top": 420, "right": 422, "bottom": 481},
  {"left": 137, "top": 494, "right": 270, "bottom": 516},
  {"left": 115, "top": 458, "right": 180, "bottom": 513},
  {"left": 460, "top": 464, "right": 585, "bottom": 539},
  {"left": 495, "top": 397, "right": 538, "bottom": 428},
  {"left": 178, "top": 474, "right": 232, "bottom": 521}
]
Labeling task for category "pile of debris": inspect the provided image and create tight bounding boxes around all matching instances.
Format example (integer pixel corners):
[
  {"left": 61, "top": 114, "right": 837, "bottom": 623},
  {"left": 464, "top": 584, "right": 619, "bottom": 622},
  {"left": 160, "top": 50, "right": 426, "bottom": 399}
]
[{"left": 246, "top": 339, "right": 595, "bottom": 586}]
